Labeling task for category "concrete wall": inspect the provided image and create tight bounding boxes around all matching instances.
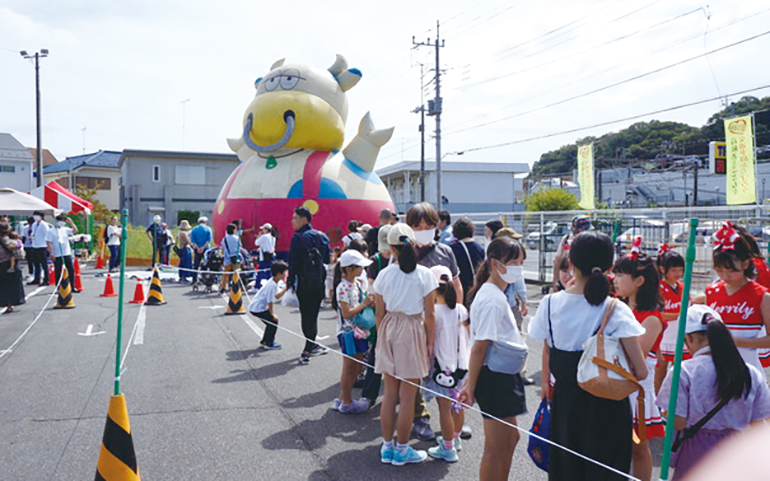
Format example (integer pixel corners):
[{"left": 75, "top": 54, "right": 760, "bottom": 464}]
[{"left": 0, "top": 158, "right": 34, "bottom": 192}]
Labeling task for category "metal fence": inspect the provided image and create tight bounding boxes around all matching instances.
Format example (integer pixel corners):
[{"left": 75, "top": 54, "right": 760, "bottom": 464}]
[{"left": 458, "top": 205, "right": 770, "bottom": 295}]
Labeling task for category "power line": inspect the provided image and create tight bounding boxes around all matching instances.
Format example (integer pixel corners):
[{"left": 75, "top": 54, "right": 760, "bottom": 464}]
[{"left": 460, "top": 84, "right": 770, "bottom": 154}]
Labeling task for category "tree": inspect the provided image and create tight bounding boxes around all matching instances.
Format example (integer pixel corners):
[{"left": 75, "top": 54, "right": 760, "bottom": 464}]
[{"left": 525, "top": 188, "right": 581, "bottom": 211}]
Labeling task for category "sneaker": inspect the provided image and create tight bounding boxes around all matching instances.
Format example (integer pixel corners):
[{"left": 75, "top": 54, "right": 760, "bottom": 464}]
[
  {"left": 331, "top": 398, "right": 342, "bottom": 411},
  {"left": 460, "top": 423, "right": 472, "bottom": 440},
  {"left": 380, "top": 444, "right": 395, "bottom": 464},
  {"left": 392, "top": 446, "right": 428, "bottom": 466},
  {"left": 364, "top": 398, "right": 377, "bottom": 411},
  {"left": 338, "top": 398, "right": 369, "bottom": 414},
  {"left": 412, "top": 417, "right": 435, "bottom": 441},
  {"left": 308, "top": 345, "right": 329, "bottom": 356},
  {"left": 428, "top": 444, "right": 459, "bottom": 463},
  {"left": 436, "top": 436, "right": 462, "bottom": 452},
  {"left": 260, "top": 341, "right": 282, "bottom": 350},
  {"left": 299, "top": 353, "right": 311, "bottom": 365}
]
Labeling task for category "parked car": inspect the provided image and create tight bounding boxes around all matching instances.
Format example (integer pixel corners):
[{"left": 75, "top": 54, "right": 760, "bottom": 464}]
[{"left": 527, "top": 222, "right": 570, "bottom": 251}]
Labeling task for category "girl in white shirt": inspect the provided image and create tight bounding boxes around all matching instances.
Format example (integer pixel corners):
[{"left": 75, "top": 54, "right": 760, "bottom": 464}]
[
  {"left": 459, "top": 236, "right": 527, "bottom": 481},
  {"left": 255, "top": 223, "right": 276, "bottom": 287},
  {"left": 373, "top": 223, "right": 438, "bottom": 466}
]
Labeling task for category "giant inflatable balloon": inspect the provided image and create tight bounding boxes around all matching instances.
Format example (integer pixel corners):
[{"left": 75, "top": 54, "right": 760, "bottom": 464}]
[{"left": 213, "top": 55, "right": 396, "bottom": 251}]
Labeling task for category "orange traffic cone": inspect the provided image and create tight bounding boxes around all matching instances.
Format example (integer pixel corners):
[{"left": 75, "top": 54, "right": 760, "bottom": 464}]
[
  {"left": 95, "top": 254, "right": 105, "bottom": 269},
  {"left": 129, "top": 280, "right": 146, "bottom": 304},
  {"left": 48, "top": 263, "right": 55, "bottom": 285},
  {"left": 74, "top": 257, "right": 81, "bottom": 275},
  {"left": 100, "top": 274, "right": 118, "bottom": 297},
  {"left": 73, "top": 267, "right": 84, "bottom": 292},
  {"left": 94, "top": 394, "right": 140, "bottom": 481}
]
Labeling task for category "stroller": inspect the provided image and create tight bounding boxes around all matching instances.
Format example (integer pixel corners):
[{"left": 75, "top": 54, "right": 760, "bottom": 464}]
[{"left": 192, "top": 247, "right": 224, "bottom": 293}]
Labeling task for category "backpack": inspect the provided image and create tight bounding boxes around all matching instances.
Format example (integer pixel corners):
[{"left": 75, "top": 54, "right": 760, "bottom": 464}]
[
  {"left": 102, "top": 225, "right": 109, "bottom": 243},
  {"left": 300, "top": 231, "right": 326, "bottom": 291}
]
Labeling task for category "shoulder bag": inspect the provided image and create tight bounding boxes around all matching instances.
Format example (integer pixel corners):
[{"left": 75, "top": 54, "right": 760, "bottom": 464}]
[
  {"left": 483, "top": 302, "right": 529, "bottom": 375},
  {"left": 672, "top": 397, "right": 730, "bottom": 452},
  {"left": 352, "top": 283, "right": 376, "bottom": 330}
]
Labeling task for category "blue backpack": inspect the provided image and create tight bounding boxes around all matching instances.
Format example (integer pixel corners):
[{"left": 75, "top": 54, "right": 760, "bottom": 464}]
[{"left": 527, "top": 398, "right": 551, "bottom": 472}]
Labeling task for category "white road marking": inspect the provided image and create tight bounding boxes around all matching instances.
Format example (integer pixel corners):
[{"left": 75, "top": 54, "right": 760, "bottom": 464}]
[
  {"left": 77, "top": 324, "right": 106, "bottom": 337},
  {"left": 0, "top": 286, "right": 46, "bottom": 315},
  {"left": 0, "top": 350, "right": 11, "bottom": 355},
  {"left": 239, "top": 314, "right": 265, "bottom": 339},
  {"left": 133, "top": 303, "right": 147, "bottom": 345},
  {"left": 317, "top": 335, "right": 330, "bottom": 340},
  {"left": 198, "top": 305, "right": 225, "bottom": 309}
]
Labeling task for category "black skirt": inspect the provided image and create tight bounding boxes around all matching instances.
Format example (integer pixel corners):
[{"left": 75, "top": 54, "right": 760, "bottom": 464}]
[
  {"left": 0, "top": 261, "right": 25, "bottom": 307},
  {"left": 548, "top": 348, "right": 632, "bottom": 481}
]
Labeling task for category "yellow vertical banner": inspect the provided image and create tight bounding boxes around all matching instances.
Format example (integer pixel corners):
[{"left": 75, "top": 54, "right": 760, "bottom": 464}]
[
  {"left": 577, "top": 143, "right": 595, "bottom": 210},
  {"left": 724, "top": 115, "right": 756, "bottom": 205}
]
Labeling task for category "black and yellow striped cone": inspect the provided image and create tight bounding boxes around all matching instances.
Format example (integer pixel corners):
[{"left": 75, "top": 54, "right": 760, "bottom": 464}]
[
  {"left": 95, "top": 394, "right": 140, "bottom": 481},
  {"left": 225, "top": 271, "right": 245, "bottom": 315},
  {"left": 144, "top": 267, "right": 166, "bottom": 306},
  {"left": 53, "top": 266, "right": 75, "bottom": 309}
]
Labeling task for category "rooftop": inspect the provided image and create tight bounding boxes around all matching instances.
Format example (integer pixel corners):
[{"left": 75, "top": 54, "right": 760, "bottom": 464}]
[
  {"left": 376, "top": 160, "right": 530, "bottom": 177},
  {"left": 44, "top": 150, "right": 122, "bottom": 174},
  {"left": 0, "top": 133, "right": 34, "bottom": 161},
  {"left": 118, "top": 149, "right": 238, "bottom": 168},
  {"left": 27, "top": 148, "right": 59, "bottom": 169}
]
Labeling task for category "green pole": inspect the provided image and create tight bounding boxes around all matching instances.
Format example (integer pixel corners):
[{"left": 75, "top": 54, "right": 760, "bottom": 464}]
[
  {"left": 659, "top": 217, "right": 699, "bottom": 480},
  {"left": 114, "top": 208, "right": 129, "bottom": 396},
  {"left": 611, "top": 218, "right": 621, "bottom": 243}
]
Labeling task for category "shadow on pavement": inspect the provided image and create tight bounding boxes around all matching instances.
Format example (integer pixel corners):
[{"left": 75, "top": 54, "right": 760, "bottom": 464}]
[
  {"left": 262, "top": 408, "right": 382, "bottom": 452},
  {"left": 211, "top": 358, "right": 299, "bottom": 383},
  {"left": 280, "top": 384, "right": 339, "bottom": 410}
]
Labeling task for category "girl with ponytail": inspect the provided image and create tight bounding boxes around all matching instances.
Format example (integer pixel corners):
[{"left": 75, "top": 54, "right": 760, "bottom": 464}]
[
  {"left": 529, "top": 230, "right": 648, "bottom": 481},
  {"left": 657, "top": 305, "right": 770, "bottom": 480}
]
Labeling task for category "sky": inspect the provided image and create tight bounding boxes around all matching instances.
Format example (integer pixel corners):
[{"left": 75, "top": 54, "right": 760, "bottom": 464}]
[{"left": 2, "top": 0, "right": 769, "bottom": 174}]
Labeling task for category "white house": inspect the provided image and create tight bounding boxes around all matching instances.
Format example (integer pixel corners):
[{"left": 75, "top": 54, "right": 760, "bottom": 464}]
[{"left": 0, "top": 133, "right": 34, "bottom": 192}]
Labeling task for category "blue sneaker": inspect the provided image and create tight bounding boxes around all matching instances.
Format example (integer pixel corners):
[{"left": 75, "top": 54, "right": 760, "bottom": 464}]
[
  {"left": 260, "top": 341, "right": 282, "bottom": 350},
  {"left": 428, "top": 444, "right": 459, "bottom": 463},
  {"left": 380, "top": 444, "right": 394, "bottom": 464},
  {"left": 391, "top": 446, "right": 428, "bottom": 466},
  {"left": 338, "top": 399, "right": 369, "bottom": 414},
  {"left": 436, "top": 435, "right": 462, "bottom": 452},
  {"left": 331, "top": 398, "right": 342, "bottom": 411}
]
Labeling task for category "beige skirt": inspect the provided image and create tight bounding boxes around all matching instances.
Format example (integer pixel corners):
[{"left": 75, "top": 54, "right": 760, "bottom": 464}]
[{"left": 375, "top": 311, "right": 429, "bottom": 380}]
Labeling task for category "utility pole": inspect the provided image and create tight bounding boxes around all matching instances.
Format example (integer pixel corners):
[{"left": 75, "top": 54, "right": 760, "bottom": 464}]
[
  {"left": 20, "top": 49, "right": 49, "bottom": 187},
  {"left": 413, "top": 20, "right": 445, "bottom": 209},
  {"left": 411, "top": 64, "right": 427, "bottom": 202}
]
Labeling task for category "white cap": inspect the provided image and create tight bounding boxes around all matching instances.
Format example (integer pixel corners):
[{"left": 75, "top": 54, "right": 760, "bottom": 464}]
[
  {"left": 387, "top": 223, "right": 415, "bottom": 245},
  {"left": 339, "top": 250, "right": 372, "bottom": 268},
  {"left": 198, "top": 216, "right": 208, "bottom": 223},
  {"left": 430, "top": 265, "right": 452, "bottom": 284},
  {"left": 685, "top": 304, "right": 723, "bottom": 334},
  {"left": 153, "top": 215, "right": 161, "bottom": 223},
  {"left": 358, "top": 223, "right": 372, "bottom": 233},
  {"left": 260, "top": 223, "right": 273, "bottom": 230}
]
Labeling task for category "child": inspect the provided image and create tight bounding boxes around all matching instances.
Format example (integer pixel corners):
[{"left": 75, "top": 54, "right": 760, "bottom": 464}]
[
  {"left": 248, "top": 261, "right": 288, "bottom": 350},
  {"left": 693, "top": 221, "right": 770, "bottom": 381},
  {"left": 6, "top": 231, "right": 22, "bottom": 273},
  {"left": 556, "top": 256, "right": 572, "bottom": 291},
  {"left": 422, "top": 265, "right": 470, "bottom": 463},
  {"left": 323, "top": 246, "right": 341, "bottom": 309},
  {"left": 373, "top": 223, "right": 438, "bottom": 466},
  {"left": 613, "top": 238, "right": 666, "bottom": 481},
  {"left": 734, "top": 225, "right": 770, "bottom": 367},
  {"left": 657, "top": 305, "right": 770, "bottom": 480},
  {"left": 331, "top": 250, "right": 374, "bottom": 414},
  {"left": 655, "top": 246, "right": 687, "bottom": 394}
]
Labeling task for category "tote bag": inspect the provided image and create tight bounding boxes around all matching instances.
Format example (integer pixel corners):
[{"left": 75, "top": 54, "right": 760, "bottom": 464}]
[{"left": 527, "top": 398, "right": 551, "bottom": 472}]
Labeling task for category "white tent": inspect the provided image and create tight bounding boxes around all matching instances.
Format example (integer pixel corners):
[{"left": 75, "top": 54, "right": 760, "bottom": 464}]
[{"left": 0, "top": 187, "right": 61, "bottom": 216}]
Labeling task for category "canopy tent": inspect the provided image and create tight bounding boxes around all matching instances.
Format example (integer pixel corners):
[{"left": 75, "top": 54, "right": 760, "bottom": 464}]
[
  {"left": 30, "top": 180, "right": 93, "bottom": 215},
  {"left": 0, "top": 188, "right": 61, "bottom": 216}
]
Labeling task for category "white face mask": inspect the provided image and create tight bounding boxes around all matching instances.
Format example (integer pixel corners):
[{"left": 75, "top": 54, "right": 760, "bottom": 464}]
[
  {"left": 499, "top": 264, "right": 523, "bottom": 284},
  {"left": 57, "top": 221, "right": 66, "bottom": 227},
  {"left": 33, "top": 215, "right": 41, "bottom": 222},
  {"left": 413, "top": 228, "right": 435, "bottom": 245}
]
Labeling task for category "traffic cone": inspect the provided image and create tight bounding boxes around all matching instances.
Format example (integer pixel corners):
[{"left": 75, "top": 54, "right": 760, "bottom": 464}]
[
  {"left": 95, "top": 254, "right": 105, "bottom": 270},
  {"left": 144, "top": 268, "right": 166, "bottom": 306},
  {"left": 74, "top": 257, "right": 81, "bottom": 275},
  {"left": 74, "top": 266, "right": 84, "bottom": 292},
  {"left": 100, "top": 274, "right": 118, "bottom": 297},
  {"left": 53, "top": 267, "right": 75, "bottom": 309},
  {"left": 225, "top": 271, "right": 245, "bottom": 315},
  {"left": 128, "top": 280, "right": 146, "bottom": 304},
  {"left": 48, "top": 263, "right": 55, "bottom": 285},
  {"left": 94, "top": 394, "right": 140, "bottom": 481}
]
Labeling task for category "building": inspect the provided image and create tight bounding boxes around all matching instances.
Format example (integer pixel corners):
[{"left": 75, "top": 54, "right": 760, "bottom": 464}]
[
  {"left": 0, "top": 133, "right": 34, "bottom": 192},
  {"left": 376, "top": 160, "right": 529, "bottom": 214},
  {"left": 28, "top": 147, "right": 59, "bottom": 174},
  {"left": 119, "top": 149, "right": 238, "bottom": 226},
  {"left": 528, "top": 177, "right": 579, "bottom": 196},
  {"left": 43, "top": 150, "right": 122, "bottom": 210}
]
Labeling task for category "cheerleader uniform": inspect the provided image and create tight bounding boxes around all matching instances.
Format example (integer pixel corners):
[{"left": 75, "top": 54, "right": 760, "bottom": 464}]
[
  {"left": 629, "top": 309, "right": 666, "bottom": 439},
  {"left": 706, "top": 280, "right": 768, "bottom": 380},
  {"left": 658, "top": 280, "right": 691, "bottom": 362},
  {"left": 752, "top": 258, "right": 770, "bottom": 367}
]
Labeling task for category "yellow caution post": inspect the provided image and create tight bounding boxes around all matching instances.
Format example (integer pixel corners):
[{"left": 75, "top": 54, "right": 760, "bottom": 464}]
[
  {"left": 53, "top": 266, "right": 75, "bottom": 309},
  {"left": 225, "top": 270, "right": 245, "bottom": 315},
  {"left": 144, "top": 267, "right": 166, "bottom": 306},
  {"left": 95, "top": 394, "right": 140, "bottom": 481}
]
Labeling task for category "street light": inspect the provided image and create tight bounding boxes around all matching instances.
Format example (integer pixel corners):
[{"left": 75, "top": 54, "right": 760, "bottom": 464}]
[
  {"left": 438, "top": 150, "right": 463, "bottom": 210},
  {"left": 20, "top": 49, "right": 49, "bottom": 187}
]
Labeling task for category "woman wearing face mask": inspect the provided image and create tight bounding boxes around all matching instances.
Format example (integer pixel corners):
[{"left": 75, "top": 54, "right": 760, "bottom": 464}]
[{"left": 458, "top": 236, "right": 527, "bottom": 481}]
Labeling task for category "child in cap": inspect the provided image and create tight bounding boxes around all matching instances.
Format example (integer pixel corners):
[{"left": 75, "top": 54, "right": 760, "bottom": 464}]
[
  {"left": 248, "top": 261, "right": 289, "bottom": 350},
  {"left": 331, "top": 250, "right": 374, "bottom": 414},
  {"left": 422, "top": 265, "right": 470, "bottom": 463},
  {"left": 656, "top": 305, "right": 770, "bottom": 480}
]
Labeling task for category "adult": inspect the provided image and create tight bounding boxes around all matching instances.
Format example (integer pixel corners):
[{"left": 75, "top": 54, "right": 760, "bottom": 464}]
[
  {"left": 176, "top": 220, "right": 193, "bottom": 283},
  {"left": 46, "top": 214, "right": 78, "bottom": 290},
  {"left": 0, "top": 224, "right": 25, "bottom": 314},
  {"left": 162, "top": 222, "right": 174, "bottom": 265},
  {"left": 552, "top": 214, "right": 592, "bottom": 292},
  {"left": 406, "top": 202, "right": 463, "bottom": 441},
  {"left": 190, "top": 216, "right": 213, "bottom": 284},
  {"left": 145, "top": 215, "right": 168, "bottom": 266},
  {"left": 342, "top": 220, "right": 363, "bottom": 248},
  {"left": 365, "top": 208, "right": 397, "bottom": 256},
  {"left": 449, "top": 217, "right": 485, "bottom": 305},
  {"left": 106, "top": 216, "right": 122, "bottom": 273},
  {"left": 529, "top": 230, "right": 647, "bottom": 481},
  {"left": 438, "top": 210, "right": 453, "bottom": 245},
  {"left": 220, "top": 223, "right": 241, "bottom": 293},
  {"left": 483, "top": 219, "right": 504, "bottom": 250},
  {"left": 288, "top": 206, "right": 331, "bottom": 365},
  {"left": 23, "top": 217, "right": 34, "bottom": 277},
  {"left": 255, "top": 223, "right": 277, "bottom": 286},
  {"left": 27, "top": 211, "right": 50, "bottom": 286}
]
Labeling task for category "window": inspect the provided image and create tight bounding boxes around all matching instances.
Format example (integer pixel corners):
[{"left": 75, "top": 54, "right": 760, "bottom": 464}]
[
  {"left": 0, "top": 165, "right": 15, "bottom": 173},
  {"left": 75, "top": 176, "right": 111, "bottom": 190},
  {"left": 153, "top": 165, "right": 161, "bottom": 182},
  {"left": 175, "top": 165, "right": 206, "bottom": 185}
]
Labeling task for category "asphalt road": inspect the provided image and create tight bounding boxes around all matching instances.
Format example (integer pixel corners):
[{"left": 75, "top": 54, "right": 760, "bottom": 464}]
[{"left": 1, "top": 267, "right": 671, "bottom": 480}]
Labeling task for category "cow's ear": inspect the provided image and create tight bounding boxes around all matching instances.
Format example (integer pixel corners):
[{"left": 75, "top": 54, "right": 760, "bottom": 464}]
[
  {"left": 328, "top": 54, "right": 361, "bottom": 92},
  {"left": 270, "top": 58, "right": 285, "bottom": 70}
]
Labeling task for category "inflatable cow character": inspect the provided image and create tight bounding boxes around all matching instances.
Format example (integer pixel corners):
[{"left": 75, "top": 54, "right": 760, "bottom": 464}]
[{"left": 213, "top": 55, "right": 396, "bottom": 251}]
